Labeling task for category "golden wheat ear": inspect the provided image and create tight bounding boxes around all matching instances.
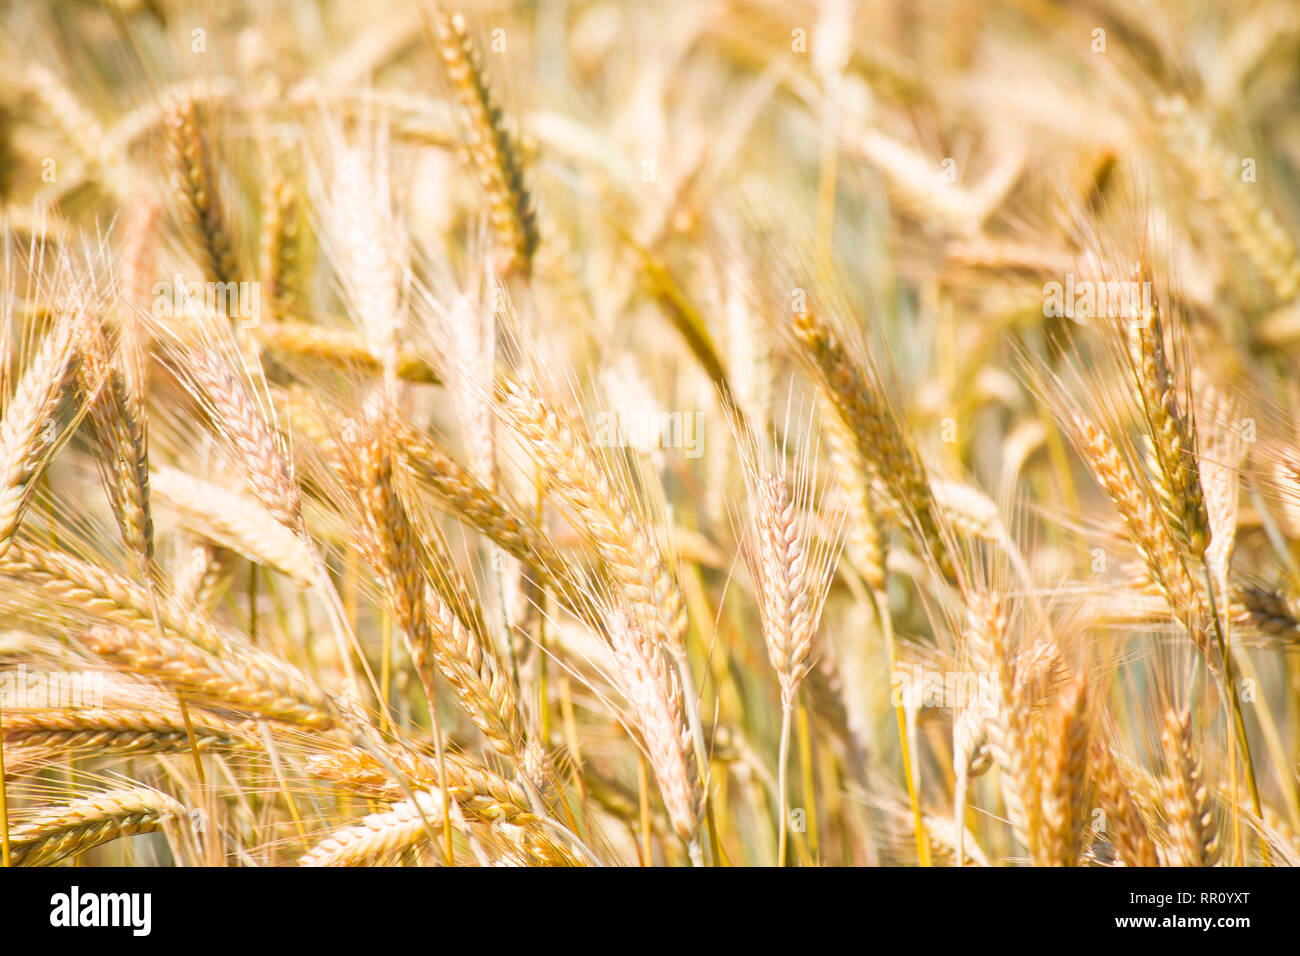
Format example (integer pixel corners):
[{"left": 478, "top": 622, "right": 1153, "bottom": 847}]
[
  {"left": 0, "top": 310, "right": 78, "bottom": 560},
  {"left": 164, "top": 95, "right": 239, "bottom": 287},
  {"left": 6, "top": 786, "right": 186, "bottom": 867},
  {"left": 429, "top": 7, "right": 538, "bottom": 278}
]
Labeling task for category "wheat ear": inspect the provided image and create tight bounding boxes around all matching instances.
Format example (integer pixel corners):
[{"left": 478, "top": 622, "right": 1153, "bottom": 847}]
[
  {"left": 0, "top": 315, "right": 78, "bottom": 560},
  {"left": 606, "top": 610, "right": 700, "bottom": 852},
  {"left": 3, "top": 707, "right": 253, "bottom": 766},
  {"left": 0, "top": 539, "right": 230, "bottom": 655},
  {"left": 431, "top": 9, "right": 538, "bottom": 276},
  {"left": 8, "top": 786, "right": 184, "bottom": 866},
  {"left": 165, "top": 96, "right": 237, "bottom": 285},
  {"left": 1090, "top": 737, "right": 1158, "bottom": 866},
  {"left": 78, "top": 625, "right": 336, "bottom": 730},
  {"left": 151, "top": 465, "right": 318, "bottom": 587},
  {"left": 184, "top": 347, "right": 304, "bottom": 530},
  {"left": 791, "top": 307, "right": 952, "bottom": 578},
  {"left": 1034, "top": 673, "right": 1089, "bottom": 866},
  {"left": 305, "top": 747, "right": 579, "bottom": 865},
  {"left": 77, "top": 321, "right": 155, "bottom": 578},
  {"left": 351, "top": 433, "right": 537, "bottom": 779},
  {"left": 1160, "top": 707, "right": 1221, "bottom": 866}
]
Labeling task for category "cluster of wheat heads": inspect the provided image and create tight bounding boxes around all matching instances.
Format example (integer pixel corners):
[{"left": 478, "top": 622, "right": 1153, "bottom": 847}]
[{"left": 1, "top": 0, "right": 1300, "bottom": 867}]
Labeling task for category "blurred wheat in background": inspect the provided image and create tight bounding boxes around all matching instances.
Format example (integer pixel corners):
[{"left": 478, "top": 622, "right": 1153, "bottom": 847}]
[{"left": 1, "top": 0, "right": 1299, "bottom": 867}]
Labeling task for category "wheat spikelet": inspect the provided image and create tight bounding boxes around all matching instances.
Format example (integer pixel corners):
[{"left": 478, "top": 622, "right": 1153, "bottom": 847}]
[
  {"left": 1070, "top": 412, "right": 1210, "bottom": 653},
  {"left": 1233, "top": 586, "right": 1300, "bottom": 644},
  {"left": 963, "top": 592, "right": 1038, "bottom": 855},
  {"left": 77, "top": 324, "right": 155, "bottom": 577},
  {"left": 1159, "top": 96, "right": 1300, "bottom": 302},
  {"left": 736, "top": 416, "right": 842, "bottom": 711},
  {"left": 791, "top": 306, "right": 952, "bottom": 578},
  {"left": 754, "top": 471, "right": 817, "bottom": 703},
  {"left": 257, "top": 322, "right": 440, "bottom": 384},
  {"left": 818, "top": 394, "right": 888, "bottom": 592},
  {"left": 22, "top": 66, "right": 105, "bottom": 163},
  {"left": 395, "top": 420, "right": 561, "bottom": 582},
  {"left": 173, "top": 541, "right": 238, "bottom": 615},
  {"left": 305, "top": 746, "right": 579, "bottom": 865},
  {"left": 350, "top": 430, "right": 536, "bottom": 775},
  {"left": 421, "top": 584, "right": 540, "bottom": 777},
  {"left": 849, "top": 129, "right": 990, "bottom": 236},
  {"left": 258, "top": 157, "right": 304, "bottom": 322},
  {"left": 0, "top": 538, "right": 229, "bottom": 655},
  {"left": 606, "top": 609, "right": 698, "bottom": 845},
  {"left": 319, "top": 125, "right": 404, "bottom": 383},
  {"left": 1121, "top": 271, "right": 1210, "bottom": 560}
]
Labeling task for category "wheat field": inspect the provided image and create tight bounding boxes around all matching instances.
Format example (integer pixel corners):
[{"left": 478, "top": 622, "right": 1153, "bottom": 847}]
[{"left": 0, "top": 0, "right": 1298, "bottom": 868}]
